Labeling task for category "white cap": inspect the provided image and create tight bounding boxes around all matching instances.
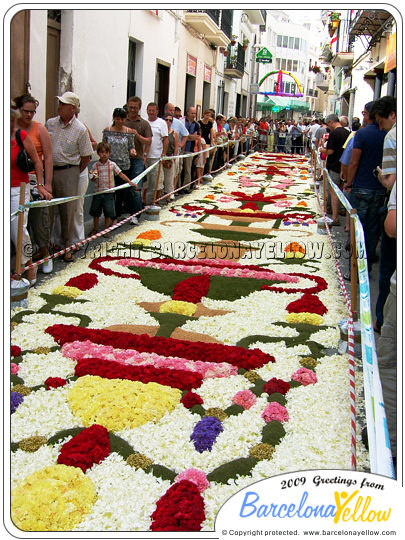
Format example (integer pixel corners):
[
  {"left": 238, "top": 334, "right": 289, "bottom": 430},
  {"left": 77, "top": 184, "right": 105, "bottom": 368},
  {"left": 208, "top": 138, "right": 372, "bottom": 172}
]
[{"left": 57, "top": 91, "right": 80, "bottom": 108}]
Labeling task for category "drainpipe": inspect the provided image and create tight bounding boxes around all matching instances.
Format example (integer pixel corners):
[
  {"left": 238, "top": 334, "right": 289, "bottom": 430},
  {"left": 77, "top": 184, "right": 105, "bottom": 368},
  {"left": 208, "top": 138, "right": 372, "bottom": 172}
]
[
  {"left": 373, "top": 71, "right": 383, "bottom": 99},
  {"left": 348, "top": 87, "right": 356, "bottom": 123},
  {"left": 387, "top": 69, "right": 396, "bottom": 96}
]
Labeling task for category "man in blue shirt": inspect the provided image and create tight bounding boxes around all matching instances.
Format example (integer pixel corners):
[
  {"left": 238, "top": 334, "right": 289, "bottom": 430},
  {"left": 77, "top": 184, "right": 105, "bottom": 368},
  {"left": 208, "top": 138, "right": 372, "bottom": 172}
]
[
  {"left": 370, "top": 96, "right": 397, "bottom": 333},
  {"left": 344, "top": 101, "right": 387, "bottom": 270}
]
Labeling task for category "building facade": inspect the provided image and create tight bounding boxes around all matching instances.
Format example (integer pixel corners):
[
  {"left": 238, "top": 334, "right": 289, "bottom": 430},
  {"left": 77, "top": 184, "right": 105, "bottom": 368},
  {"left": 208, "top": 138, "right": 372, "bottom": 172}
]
[
  {"left": 10, "top": 8, "right": 265, "bottom": 141},
  {"left": 318, "top": 8, "right": 397, "bottom": 121}
]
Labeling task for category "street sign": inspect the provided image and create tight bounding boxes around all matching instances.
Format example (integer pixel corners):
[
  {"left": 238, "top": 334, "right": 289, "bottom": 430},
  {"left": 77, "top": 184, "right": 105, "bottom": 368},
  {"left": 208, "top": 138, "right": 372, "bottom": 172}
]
[
  {"left": 249, "top": 83, "right": 259, "bottom": 94},
  {"left": 256, "top": 47, "right": 273, "bottom": 63}
]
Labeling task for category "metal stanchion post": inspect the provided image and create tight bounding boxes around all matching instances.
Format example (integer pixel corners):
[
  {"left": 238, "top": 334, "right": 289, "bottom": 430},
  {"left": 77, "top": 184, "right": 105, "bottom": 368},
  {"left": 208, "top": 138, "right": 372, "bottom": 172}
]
[
  {"left": 208, "top": 147, "right": 217, "bottom": 175},
  {"left": 313, "top": 149, "right": 317, "bottom": 184},
  {"left": 153, "top": 161, "right": 163, "bottom": 204},
  {"left": 15, "top": 182, "right": 26, "bottom": 278},
  {"left": 322, "top": 168, "right": 327, "bottom": 214},
  {"left": 350, "top": 208, "right": 358, "bottom": 321}
]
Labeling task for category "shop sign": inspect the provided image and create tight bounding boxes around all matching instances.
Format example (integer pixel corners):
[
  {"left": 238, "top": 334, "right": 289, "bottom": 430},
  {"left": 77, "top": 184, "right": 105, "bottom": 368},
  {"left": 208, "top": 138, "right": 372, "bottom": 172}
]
[
  {"left": 256, "top": 47, "right": 273, "bottom": 63},
  {"left": 384, "top": 33, "right": 396, "bottom": 73},
  {"left": 187, "top": 54, "right": 197, "bottom": 76},
  {"left": 204, "top": 64, "right": 212, "bottom": 83}
]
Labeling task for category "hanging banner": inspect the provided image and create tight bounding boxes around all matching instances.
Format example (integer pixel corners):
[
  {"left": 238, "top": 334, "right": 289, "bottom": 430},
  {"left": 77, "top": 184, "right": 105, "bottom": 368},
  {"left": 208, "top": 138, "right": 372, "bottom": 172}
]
[
  {"left": 204, "top": 64, "right": 212, "bottom": 83},
  {"left": 384, "top": 32, "right": 396, "bottom": 73},
  {"left": 186, "top": 54, "right": 197, "bottom": 76}
]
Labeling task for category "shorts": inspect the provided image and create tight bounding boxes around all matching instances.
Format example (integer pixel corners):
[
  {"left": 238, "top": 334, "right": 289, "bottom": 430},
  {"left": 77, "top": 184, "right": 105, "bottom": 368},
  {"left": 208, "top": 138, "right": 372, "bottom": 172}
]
[
  {"left": 89, "top": 192, "right": 115, "bottom": 218},
  {"left": 328, "top": 170, "right": 342, "bottom": 186}
]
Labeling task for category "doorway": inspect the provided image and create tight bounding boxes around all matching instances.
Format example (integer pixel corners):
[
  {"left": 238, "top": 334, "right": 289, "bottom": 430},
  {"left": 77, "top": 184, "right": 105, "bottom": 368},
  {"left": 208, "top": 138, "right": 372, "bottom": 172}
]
[
  {"left": 202, "top": 81, "right": 211, "bottom": 111},
  {"left": 46, "top": 15, "right": 61, "bottom": 120},
  {"left": 235, "top": 93, "right": 241, "bottom": 116},
  {"left": 10, "top": 10, "right": 30, "bottom": 99},
  {"left": 155, "top": 63, "right": 170, "bottom": 117},
  {"left": 185, "top": 74, "right": 196, "bottom": 113}
]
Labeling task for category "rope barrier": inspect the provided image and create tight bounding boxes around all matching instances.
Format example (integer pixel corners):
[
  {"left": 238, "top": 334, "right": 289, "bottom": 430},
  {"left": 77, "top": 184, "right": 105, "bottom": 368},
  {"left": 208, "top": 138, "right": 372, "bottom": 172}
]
[{"left": 11, "top": 138, "right": 252, "bottom": 277}]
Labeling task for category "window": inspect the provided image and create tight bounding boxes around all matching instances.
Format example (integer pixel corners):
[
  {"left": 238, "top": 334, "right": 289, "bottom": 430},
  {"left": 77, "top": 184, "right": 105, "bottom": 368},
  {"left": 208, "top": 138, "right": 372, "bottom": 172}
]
[
  {"left": 276, "top": 58, "right": 281, "bottom": 70},
  {"left": 282, "top": 35, "right": 288, "bottom": 48},
  {"left": 277, "top": 35, "right": 282, "bottom": 47},
  {"left": 293, "top": 59, "right": 298, "bottom": 72},
  {"left": 287, "top": 59, "right": 292, "bottom": 71},
  {"left": 289, "top": 36, "right": 294, "bottom": 49},
  {"left": 291, "top": 83, "right": 296, "bottom": 95},
  {"left": 294, "top": 37, "right": 300, "bottom": 49},
  {"left": 281, "top": 58, "right": 287, "bottom": 70},
  {"left": 285, "top": 82, "right": 290, "bottom": 93}
]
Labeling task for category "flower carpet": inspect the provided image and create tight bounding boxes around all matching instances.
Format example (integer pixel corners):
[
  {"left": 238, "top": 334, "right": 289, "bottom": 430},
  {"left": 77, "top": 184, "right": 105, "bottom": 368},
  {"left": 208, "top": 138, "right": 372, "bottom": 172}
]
[{"left": 10, "top": 152, "right": 368, "bottom": 532}]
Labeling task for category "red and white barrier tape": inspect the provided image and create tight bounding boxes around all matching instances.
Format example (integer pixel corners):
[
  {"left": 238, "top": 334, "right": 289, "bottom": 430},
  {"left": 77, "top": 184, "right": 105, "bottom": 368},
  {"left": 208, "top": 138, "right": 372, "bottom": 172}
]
[
  {"left": 313, "top": 170, "right": 357, "bottom": 470},
  {"left": 13, "top": 150, "right": 253, "bottom": 278}
]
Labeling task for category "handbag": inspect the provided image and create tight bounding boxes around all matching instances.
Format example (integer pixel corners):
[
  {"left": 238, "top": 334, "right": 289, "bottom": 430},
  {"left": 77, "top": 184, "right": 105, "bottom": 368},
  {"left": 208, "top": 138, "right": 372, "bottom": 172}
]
[
  {"left": 162, "top": 158, "right": 173, "bottom": 169},
  {"left": 15, "top": 129, "right": 35, "bottom": 172}
]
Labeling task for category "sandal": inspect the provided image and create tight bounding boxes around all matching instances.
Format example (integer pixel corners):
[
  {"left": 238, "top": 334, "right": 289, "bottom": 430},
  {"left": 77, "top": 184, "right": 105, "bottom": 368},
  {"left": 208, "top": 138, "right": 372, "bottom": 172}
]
[
  {"left": 331, "top": 219, "right": 340, "bottom": 226},
  {"left": 89, "top": 229, "right": 99, "bottom": 236},
  {"left": 63, "top": 252, "right": 75, "bottom": 263}
]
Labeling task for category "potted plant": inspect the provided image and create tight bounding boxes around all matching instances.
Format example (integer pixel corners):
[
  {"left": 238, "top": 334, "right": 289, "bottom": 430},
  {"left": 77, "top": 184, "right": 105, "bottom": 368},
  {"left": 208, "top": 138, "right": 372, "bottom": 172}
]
[
  {"left": 242, "top": 38, "right": 249, "bottom": 50},
  {"left": 229, "top": 55, "right": 238, "bottom": 68},
  {"left": 311, "top": 65, "right": 321, "bottom": 74},
  {"left": 329, "top": 11, "right": 341, "bottom": 27},
  {"left": 230, "top": 35, "right": 238, "bottom": 46}
]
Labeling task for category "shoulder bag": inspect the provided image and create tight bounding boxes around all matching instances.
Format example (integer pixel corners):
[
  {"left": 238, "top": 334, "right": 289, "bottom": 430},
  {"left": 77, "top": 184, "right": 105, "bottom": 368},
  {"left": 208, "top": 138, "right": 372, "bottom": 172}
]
[{"left": 15, "top": 129, "right": 35, "bottom": 173}]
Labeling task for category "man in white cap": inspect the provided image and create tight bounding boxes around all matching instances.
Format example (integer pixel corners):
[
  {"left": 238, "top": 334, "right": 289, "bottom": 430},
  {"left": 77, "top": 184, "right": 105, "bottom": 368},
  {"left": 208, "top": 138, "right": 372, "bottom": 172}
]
[{"left": 45, "top": 92, "right": 93, "bottom": 261}]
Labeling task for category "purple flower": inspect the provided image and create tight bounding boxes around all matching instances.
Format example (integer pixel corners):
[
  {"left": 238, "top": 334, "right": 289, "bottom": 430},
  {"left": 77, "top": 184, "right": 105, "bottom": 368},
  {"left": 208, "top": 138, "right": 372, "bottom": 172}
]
[
  {"left": 190, "top": 416, "right": 224, "bottom": 453},
  {"left": 11, "top": 392, "right": 24, "bottom": 414}
]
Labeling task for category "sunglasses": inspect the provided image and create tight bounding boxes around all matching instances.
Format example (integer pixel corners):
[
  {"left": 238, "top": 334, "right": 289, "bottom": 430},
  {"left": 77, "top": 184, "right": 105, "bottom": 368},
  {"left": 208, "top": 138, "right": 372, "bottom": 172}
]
[
  {"left": 165, "top": 118, "right": 173, "bottom": 122},
  {"left": 21, "top": 109, "right": 36, "bottom": 115}
]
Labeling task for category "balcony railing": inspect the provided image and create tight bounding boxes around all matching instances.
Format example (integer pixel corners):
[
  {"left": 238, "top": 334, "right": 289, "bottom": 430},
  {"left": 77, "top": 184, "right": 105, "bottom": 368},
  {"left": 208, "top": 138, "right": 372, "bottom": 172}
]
[
  {"left": 220, "top": 9, "right": 233, "bottom": 39},
  {"left": 187, "top": 9, "right": 220, "bottom": 26},
  {"left": 184, "top": 10, "right": 230, "bottom": 47},
  {"left": 224, "top": 42, "right": 245, "bottom": 78}
]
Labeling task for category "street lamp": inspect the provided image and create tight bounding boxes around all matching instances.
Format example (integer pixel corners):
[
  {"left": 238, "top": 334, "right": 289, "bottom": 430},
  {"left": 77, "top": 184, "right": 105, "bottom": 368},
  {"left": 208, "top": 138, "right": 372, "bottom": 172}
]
[{"left": 249, "top": 44, "right": 264, "bottom": 118}]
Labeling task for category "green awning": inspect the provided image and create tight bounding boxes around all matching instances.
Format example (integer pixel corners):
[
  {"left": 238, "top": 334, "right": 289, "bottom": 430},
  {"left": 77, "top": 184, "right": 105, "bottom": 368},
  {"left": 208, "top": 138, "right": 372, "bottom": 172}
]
[
  {"left": 257, "top": 96, "right": 309, "bottom": 113},
  {"left": 288, "top": 98, "right": 310, "bottom": 112},
  {"left": 257, "top": 96, "right": 290, "bottom": 111}
]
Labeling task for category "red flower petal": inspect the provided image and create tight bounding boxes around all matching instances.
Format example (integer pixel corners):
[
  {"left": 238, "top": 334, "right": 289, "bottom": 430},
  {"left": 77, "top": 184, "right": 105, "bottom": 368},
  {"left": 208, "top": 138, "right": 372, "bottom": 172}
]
[
  {"left": 172, "top": 275, "right": 210, "bottom": 303},
  {"left": 45, "top": 377, "right": 67, "bottom": 390},
  {"left": 150, "top": 480, "right": 205, "bottom": 531},
  {"left": 286, "top": 293, "right": 328, "bottom": 315},
  {"left": 65, "top": 273, "right": 99, "bottom": 291},
  {"left": 57, "top": 424, "right": 110, "bottom": 472},
  {"left": 45, "top": 325, "right": 275, "bottom": 370},
  {"left": 11, "top": 345, "right": 21, "bottom": 358},
  {"left": 74, "top": 357, "right": 203, "bottom": 390}
]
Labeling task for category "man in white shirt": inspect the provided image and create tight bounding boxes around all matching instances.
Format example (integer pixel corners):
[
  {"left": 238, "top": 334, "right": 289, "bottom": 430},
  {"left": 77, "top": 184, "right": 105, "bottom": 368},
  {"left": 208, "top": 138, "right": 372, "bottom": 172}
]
[
  {"left": 309, "top": 119, "right": 320, "bottom": 149},
  {"left": 144, "top": 102, "right": 168, "bottom": 205},
  {"left": 45, "top": 92, "right": 93, "bottom": 260}
]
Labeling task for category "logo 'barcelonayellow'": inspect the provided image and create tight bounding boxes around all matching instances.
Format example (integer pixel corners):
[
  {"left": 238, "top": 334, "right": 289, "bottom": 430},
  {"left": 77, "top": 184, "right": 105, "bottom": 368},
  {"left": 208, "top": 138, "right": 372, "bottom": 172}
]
[{"left": 239, "top": 490, "right": 391, "bottom": 524}]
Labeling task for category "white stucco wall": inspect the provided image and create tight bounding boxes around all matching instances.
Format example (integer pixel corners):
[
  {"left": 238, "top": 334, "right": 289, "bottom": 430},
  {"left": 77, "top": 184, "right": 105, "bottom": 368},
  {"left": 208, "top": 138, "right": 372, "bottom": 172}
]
[
  {"left": 28, "top": 10, "right": 48, "bottom": 124},
  {"left": 26, "top": 8, "right": 262, "bottom": 141}
]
